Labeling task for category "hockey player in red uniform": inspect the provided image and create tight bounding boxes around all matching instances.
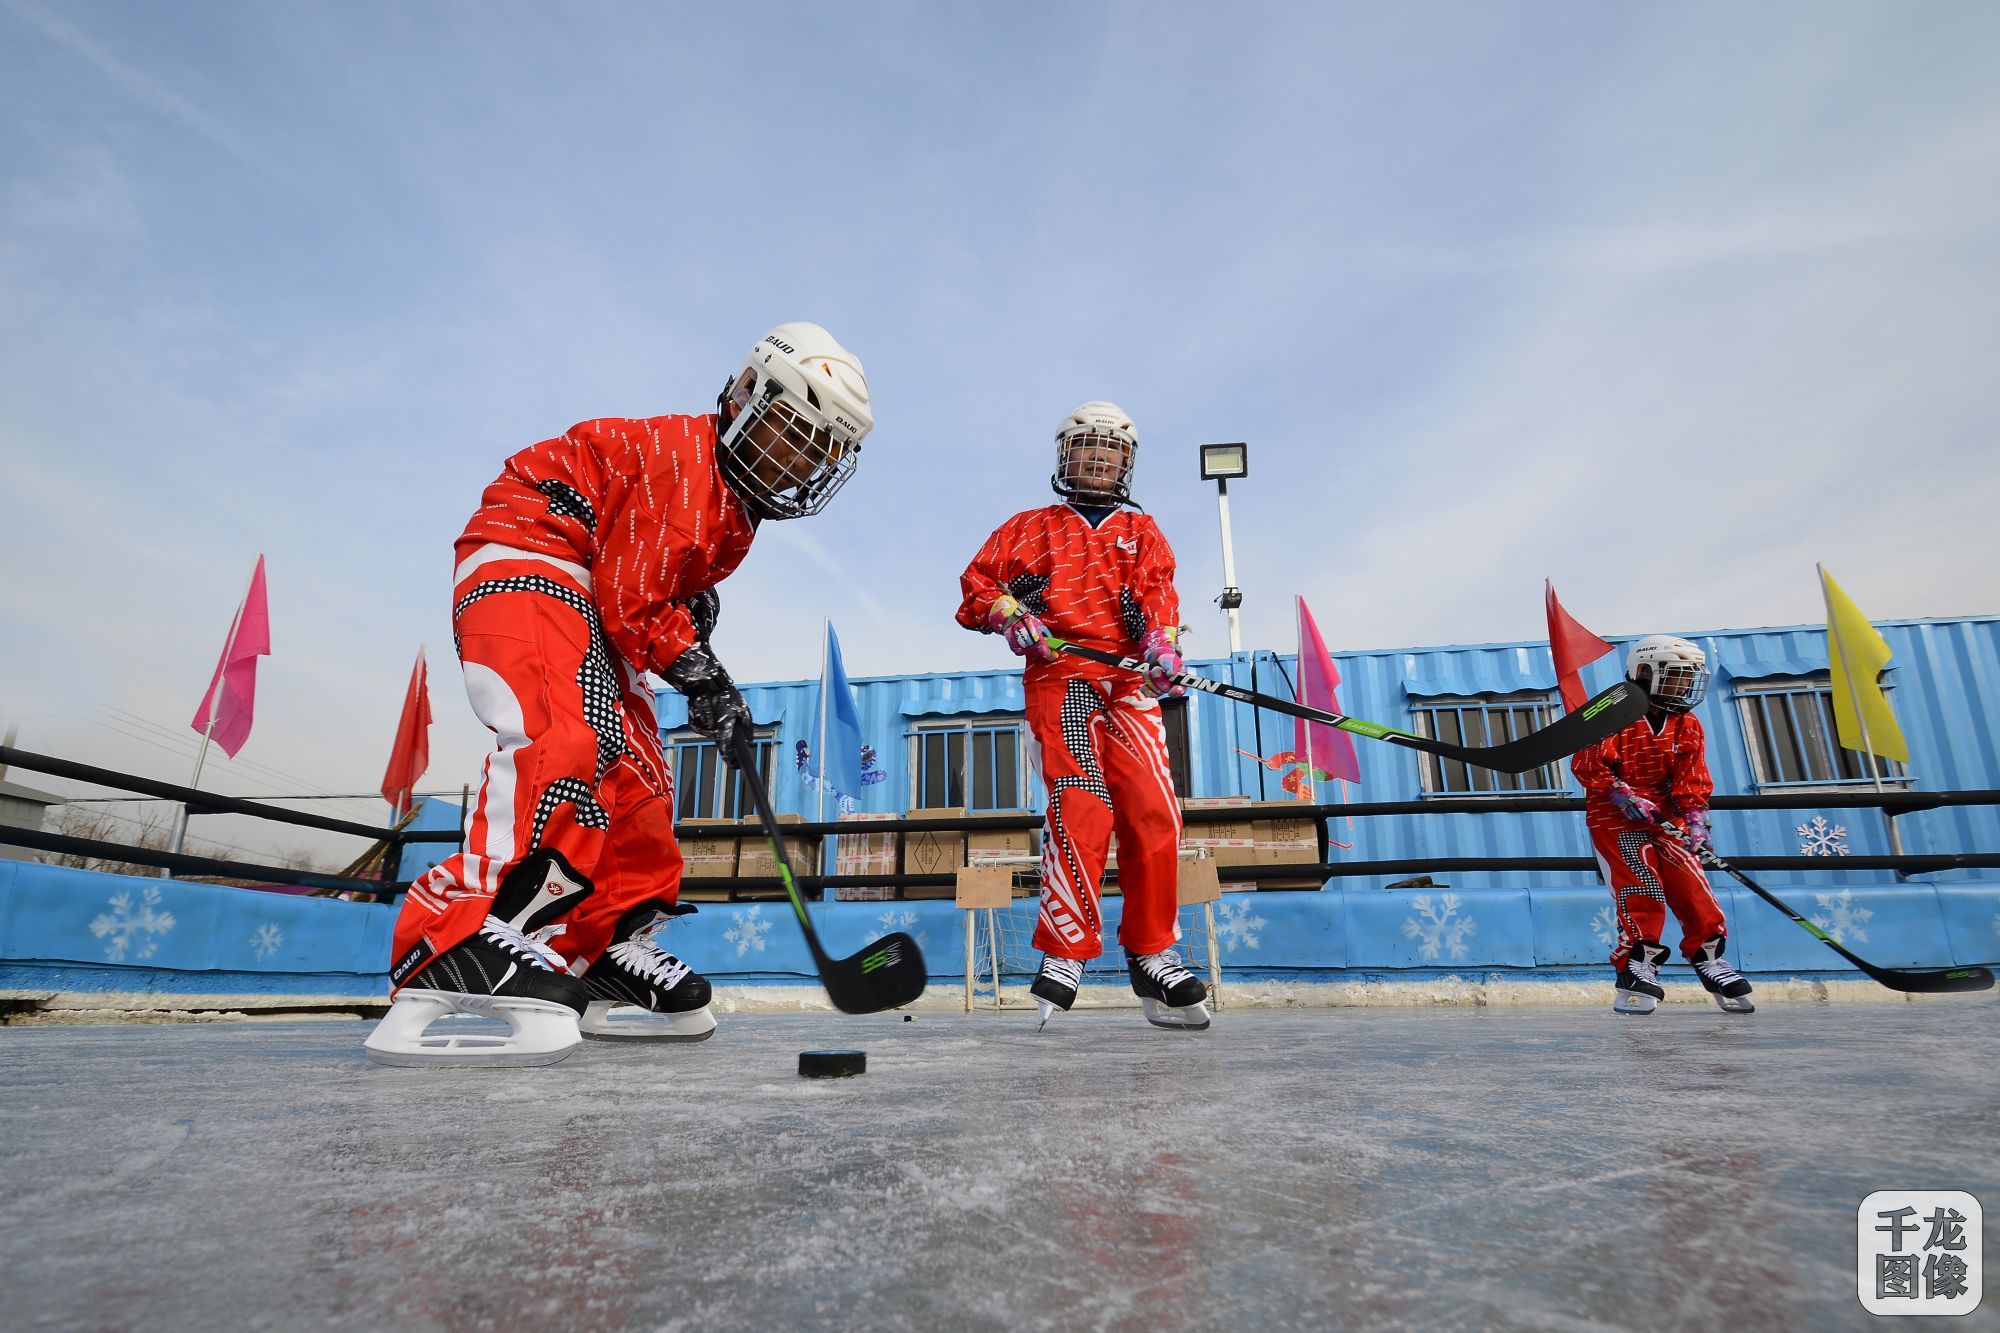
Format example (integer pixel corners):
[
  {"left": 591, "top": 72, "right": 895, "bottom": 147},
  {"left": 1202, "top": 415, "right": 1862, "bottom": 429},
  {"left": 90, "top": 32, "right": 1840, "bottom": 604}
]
[
  {"left": 1570, "top": 635, "right": 1754, "bottom": 1016},
  {"left": 364, "top": 322, "right": 874, "bottom": 1066},
  {"left": 956, "top": 401, "right": 1210, "bottom": 1032}
]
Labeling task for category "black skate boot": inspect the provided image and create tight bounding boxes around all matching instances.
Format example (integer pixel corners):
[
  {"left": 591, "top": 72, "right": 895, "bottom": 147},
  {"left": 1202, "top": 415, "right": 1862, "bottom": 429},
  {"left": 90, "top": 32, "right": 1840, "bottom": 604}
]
[
  {"left": 1613, "top": 939, "right": 1669, "bottom": 1016},
  {"left": 580, "top": 901, "right": 717, "bottom": 1042},
  {"left": 366, "top": 851, "right": 594, "bottom": 1067},
  {"left": 1127, "top": 948, "right": 1211, "bottom": 1031},
  {"left": 1031, "top": 954, "right": 1085, "bottom": 1032},
  {"left": 1691, "top": 935, "right": 1755, "bottom": 1014}
]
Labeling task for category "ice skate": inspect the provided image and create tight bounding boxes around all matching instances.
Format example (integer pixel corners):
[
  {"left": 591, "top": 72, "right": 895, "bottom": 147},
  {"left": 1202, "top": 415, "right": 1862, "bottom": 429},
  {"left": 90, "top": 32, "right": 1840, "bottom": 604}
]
[
  {"left": 580, "top": 902, "right": 717, "bottom": 1042},
  {"left": 1127, "top": 948, "right": 1210, "bottom": 1031},
  {"left": 365, "top": 853, "right": 593, "bottom": 1067},
  {"left": 1613, "top": 940, "right": 1668, "bottom": 1015},
  {"left": 1031, "top": 954, "right": 1084, "bottom": 1031},
  {"left": 1691, "top": 935, "right": 1755, "bottom": 1013}
]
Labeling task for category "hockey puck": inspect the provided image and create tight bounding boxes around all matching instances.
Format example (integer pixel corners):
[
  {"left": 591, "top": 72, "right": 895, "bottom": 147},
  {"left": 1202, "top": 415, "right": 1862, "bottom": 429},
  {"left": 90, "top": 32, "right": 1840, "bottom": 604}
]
[{"left": 798, "top": 1049, "right": 866, "bottom": 1079}]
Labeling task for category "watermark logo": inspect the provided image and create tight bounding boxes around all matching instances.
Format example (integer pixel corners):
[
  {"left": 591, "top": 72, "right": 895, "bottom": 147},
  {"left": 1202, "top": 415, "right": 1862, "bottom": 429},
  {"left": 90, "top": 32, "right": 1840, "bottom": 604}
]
[{"left": 1858, "top": 1190, "right": 1981, "bottom": 1316}]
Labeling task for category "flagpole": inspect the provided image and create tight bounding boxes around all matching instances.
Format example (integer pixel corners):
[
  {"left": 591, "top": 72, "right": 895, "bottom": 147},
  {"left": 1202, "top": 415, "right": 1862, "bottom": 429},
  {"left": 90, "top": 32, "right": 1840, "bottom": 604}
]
[
  {"left": 168, "top": 558, "right": 257, "bottom": 864},
  {"left": 1820, "top": 563, "right": 1900, "bottom": 857},
  {"left": 817, "top": 618, "right": 829, "bottom": 826},
  {"left": 1297, "top": 597, "right": 1315, "bottom": 801}
]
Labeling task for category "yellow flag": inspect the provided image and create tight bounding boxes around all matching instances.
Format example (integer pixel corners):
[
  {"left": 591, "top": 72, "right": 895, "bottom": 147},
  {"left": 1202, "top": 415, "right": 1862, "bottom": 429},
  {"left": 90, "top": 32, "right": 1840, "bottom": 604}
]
[{"left": 1819, "top": 565, "right": 1908, "bottom": 763}]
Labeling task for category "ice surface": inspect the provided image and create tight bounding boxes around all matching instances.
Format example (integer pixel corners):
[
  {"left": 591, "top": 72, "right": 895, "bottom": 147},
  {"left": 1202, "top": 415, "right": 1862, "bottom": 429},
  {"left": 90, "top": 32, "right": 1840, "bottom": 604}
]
[{"left": 1, "top": 1002, "right": 1995, "bottom": 1330}]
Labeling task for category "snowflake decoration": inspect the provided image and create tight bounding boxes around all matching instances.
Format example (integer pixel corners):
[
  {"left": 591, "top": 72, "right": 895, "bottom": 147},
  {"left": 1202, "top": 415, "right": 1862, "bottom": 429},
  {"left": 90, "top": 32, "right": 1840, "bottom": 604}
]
[
  {"left": 1214, "top": 900, "right": 1269, "bottom": 953},
  {"left": 1810, "top": 889, "right": 1873, "bottom": 944},
  {"left": 723, "top": 905, "right": 772, "bottom": 957},
  {"left": 1590, "top": 905, "right": 1618, "bottom": 950},
  {"left": 1797, "top": 815, "right": 1850, "bottom": 857},
  {"left": 89, "top": 886, "right": 178, "bottom": 963},
  {"left": 1402, "top": 892, "right": 1477, "bottom": 961},
  {"left": 876, "top": 907, "right": 926, "bottom": 951},
  {"left": 248, "top": 923, "right": 285, "bottom": 961}
]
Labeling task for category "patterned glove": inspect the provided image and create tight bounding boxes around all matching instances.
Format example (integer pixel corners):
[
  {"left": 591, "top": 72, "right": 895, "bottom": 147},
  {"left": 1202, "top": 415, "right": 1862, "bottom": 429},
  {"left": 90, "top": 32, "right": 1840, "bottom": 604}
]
[
  {"left": 986, "top": 594, "right": 1055, "bottom": 663},
  {"left": 682, "top": 588, "right": 720, "bottom": 643},
  {"left": 1677, "top": 806, "right": 1713, "bottom": 854},
  {"left": 1608, "top": 781, "right": 1661, "bottom": 826},
  {"left": 662, "top": 643, "right": 752, "bottom": 752},
  {"left": 1139, "top": 626, "right": 1186, "bottom": 699}
]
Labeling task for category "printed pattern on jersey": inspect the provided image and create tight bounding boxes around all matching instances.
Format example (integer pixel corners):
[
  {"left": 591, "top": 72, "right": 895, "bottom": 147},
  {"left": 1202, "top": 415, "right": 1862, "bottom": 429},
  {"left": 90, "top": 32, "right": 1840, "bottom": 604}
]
[
  {"left": 1571, "top": 711, "right": 1714, "bottom": 834},
  {"left": 958, "top": 504, "right": 1180, "bottom": 686},
  {"left": 537, "top": 478, "right": 597, "bottom": 533}
]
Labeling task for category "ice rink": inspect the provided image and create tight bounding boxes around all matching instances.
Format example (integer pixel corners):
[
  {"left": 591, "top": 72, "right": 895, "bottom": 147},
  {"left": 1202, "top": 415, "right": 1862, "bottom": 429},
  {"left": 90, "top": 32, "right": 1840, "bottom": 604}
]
[{"left": 2, "top": 1000, "right": 1994, "bottom": 1331}]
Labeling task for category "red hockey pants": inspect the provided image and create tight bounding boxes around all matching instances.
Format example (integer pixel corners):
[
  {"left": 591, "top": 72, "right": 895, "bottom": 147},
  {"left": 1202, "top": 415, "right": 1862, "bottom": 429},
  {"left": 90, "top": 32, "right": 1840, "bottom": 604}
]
[
  {"left": 1591, "top": 823, "right": 1728, "bottom": 967},
  {"left": 389, "top": 557, "right": 683, "bottom": 987},
  {"left": 1029, "top": 674, "right": 1183, "bottom": 960}
]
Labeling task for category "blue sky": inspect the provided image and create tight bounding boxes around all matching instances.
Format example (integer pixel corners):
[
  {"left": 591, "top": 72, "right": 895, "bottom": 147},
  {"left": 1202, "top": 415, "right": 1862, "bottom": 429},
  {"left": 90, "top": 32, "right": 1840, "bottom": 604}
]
[{"left": 3, "top": 1, "right": 1997, "bottom": 840}]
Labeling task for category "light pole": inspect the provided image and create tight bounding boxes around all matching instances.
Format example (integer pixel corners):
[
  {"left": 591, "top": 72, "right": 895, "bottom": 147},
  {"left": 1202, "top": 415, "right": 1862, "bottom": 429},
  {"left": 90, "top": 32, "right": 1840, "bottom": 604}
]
[{"left": 1199, "top": 443, "right": 1249, "bottom": 654}]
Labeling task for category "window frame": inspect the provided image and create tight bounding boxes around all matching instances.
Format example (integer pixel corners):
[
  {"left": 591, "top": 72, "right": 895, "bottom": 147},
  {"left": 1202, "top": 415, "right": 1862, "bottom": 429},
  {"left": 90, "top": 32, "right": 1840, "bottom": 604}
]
[
  {"left": 1409, "top": 691, "right": 1568, "bottom": 796},
  {"left": 907, "top": 716, "right": 1030, "bottom": 812},
  {"left": 664, "top": 726, "right": 782, "bottom": 821},
  {"left": 1734, "top": 675, "right": 1910, "bottom": 791}
]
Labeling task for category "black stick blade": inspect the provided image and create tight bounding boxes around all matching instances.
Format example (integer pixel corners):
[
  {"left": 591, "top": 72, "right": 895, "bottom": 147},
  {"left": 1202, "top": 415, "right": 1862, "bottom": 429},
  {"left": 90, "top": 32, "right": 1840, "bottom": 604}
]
[
  {"left": 818, "top": 931, "right": 928, "bottom": 1014},
  {"left": 1866, "top": 963, "right": 1995, "bottom": 995},
  {"left": 1471, "top": 679, "right": 1650, "bottom": 773}
]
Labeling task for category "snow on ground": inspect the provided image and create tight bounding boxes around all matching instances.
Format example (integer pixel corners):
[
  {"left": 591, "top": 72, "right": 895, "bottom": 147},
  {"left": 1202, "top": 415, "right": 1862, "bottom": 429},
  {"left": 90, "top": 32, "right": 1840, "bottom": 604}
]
[{"left": 1, "top": 1002, "right": 1994, "bottom": 1330}]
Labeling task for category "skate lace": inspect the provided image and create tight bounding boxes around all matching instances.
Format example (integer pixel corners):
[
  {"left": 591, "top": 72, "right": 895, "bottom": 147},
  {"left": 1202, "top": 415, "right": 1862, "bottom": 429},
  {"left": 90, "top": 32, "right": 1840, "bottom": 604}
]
[
  {"left": 1135, "top": 949, "right": 1194, "bottom": 987},
  {"left": 479, "top": 919, "right": 569, "bottom": 972},
  {"left": 1627, "top": 953, "right": 1662, "bottom": 985},
  {"left": 1693, "top": 954, "right": 1744, "bottom": 986},
  {"left": 1041, "top": 955, "right": 1084, "bottom": 987},
  {"left": 606, "top": 938, "right": 692, "bottom": 990}
]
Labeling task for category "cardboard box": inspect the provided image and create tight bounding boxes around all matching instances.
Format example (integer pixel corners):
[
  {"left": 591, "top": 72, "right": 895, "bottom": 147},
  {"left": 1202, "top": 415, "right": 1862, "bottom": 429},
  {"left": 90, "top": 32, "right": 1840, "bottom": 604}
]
[
  {"left": 1181, "top": 796, "right": 1258, "bottom": 867},
  {"left": 833, "top": 812, "right": 898, "bottom": 901},
  {"left": 736, "top": 813, "right": 819, "bottom": 879},
  {"left": 965, "top": 812, "right": 1035, "bottom": 865},
  {"left": 904, "top": 807, "right": 967, "bottom": 877},
  {"left": 677, "top": 818, "right": 741, "bottom": 879}
]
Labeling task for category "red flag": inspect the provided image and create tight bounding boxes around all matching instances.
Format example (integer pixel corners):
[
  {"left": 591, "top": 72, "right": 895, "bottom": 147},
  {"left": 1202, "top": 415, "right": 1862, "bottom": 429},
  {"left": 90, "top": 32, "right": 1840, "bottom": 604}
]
[
  {"left": 381, "top": 649, "right": 432, "bottom": 820},
  {"left": 1545, "top": 579, "right": 1614, "bottom": 712},
  {"left": 190, "top": 555, "right": 271, "bottom": 758},
  {"left": 1294, "top": 596, "right": 1361, "bottom": 784}
]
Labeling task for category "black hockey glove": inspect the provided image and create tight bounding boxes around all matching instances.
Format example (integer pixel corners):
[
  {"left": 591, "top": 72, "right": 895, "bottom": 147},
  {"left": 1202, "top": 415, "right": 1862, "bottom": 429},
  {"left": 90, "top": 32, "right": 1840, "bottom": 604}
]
[
  {"left": 682, "top": 588, "right": 720, "bottom": 643},
  {"left": 663, "top": 642, "right": 751, "bottom": 752}
]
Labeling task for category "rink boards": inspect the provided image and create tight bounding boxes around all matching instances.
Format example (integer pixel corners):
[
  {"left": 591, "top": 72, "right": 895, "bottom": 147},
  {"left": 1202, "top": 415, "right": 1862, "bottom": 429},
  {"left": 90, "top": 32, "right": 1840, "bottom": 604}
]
[{"left": 3, "top": 858, "right": 1996, "bottom": 999}]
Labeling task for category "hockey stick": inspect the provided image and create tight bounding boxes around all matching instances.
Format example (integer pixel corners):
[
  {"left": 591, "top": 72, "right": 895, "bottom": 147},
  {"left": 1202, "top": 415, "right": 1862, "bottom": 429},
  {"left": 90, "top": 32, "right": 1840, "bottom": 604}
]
[
  {"left": 1664, "top": 828, "right": 1994, "bottom": 994},
  {"left": 725, "top": 730, "right": 928, "bottom": 1013},
  {"left": 1047, "top": 638, "right": 1648, "bottom": 774}
]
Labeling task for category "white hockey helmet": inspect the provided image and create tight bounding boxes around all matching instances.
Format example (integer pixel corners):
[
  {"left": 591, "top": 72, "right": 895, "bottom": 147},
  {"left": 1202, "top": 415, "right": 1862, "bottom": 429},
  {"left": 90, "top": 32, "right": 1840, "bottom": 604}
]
[
  {"left": 717, "top": 322, "right": 873, "bottom": 520},
  {"left": 1051, "top": 400, "right": 1138, "bottom": 504},
  {"left": 1626, "top": 635, "right": 1710, "bottom": 712}
]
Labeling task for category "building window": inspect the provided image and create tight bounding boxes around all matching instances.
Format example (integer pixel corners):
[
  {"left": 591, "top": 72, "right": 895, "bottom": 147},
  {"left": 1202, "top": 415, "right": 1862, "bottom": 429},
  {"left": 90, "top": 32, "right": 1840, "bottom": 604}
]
[
  {"left": 1161, "top": 696, "right": 1193, "bottom": 798},
  {"left": 666, "top": 729, "right": 781, "bottom": 821},
  {"left": 1736, "top": 677, "right": 1909, "bottom": 788},
  {"left": 1410, "top": 692, "right": 1566, "bottom": 794},
  {"left": 909, "top": 719, "right": 1028, "bottom": 811}
]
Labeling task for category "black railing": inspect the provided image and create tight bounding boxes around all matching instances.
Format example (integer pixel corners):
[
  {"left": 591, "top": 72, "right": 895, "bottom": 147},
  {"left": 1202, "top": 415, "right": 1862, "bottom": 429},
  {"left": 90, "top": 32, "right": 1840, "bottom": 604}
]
[{"left": 4, "top": 741, "right": 1996, "bottom": 902}]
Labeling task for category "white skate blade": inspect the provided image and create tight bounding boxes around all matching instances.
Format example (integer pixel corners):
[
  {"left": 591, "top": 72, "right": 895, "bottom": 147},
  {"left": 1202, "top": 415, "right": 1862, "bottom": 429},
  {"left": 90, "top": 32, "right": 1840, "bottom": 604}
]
[
  {"left": 1711, "top": 993, "right": 1755, "bottom": 1014},
  {"left": 1612, "top": 990, "right": 1659, "bottom": 1016},
  {"left": 364, "top": 991, "right": 582, "bottom": 1068},
  {"left": 579, "top": 1000, "right": 717, "bottom": 1042},
  {"left": 1035, "top": 998, "right": 1061, "bottom": 1032},
  {"left": 1140, "top": 997, "right": 1211, "bottom": 1031}
]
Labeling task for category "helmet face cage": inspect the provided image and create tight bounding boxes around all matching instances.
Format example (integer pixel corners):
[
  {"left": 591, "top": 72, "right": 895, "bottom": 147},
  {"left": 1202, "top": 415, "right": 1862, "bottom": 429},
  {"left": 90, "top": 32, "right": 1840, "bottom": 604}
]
[
  {"left": 718, "top": 368, "right": 862, "bottom": 520},
  {"left": 1052, "top": 429, "right": 1136, "bottom": 504},
  {"left": 1641, "top": 659, "right": 1710, "bottom": 712}
]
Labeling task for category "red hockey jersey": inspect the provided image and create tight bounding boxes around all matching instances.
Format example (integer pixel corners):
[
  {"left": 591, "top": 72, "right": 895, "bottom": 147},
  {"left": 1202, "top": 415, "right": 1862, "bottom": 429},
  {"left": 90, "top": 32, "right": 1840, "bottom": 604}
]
[
  {"left": 1570, "top": 711, "right": 1714, "bottom": 834},
  {"left": 957, "top": 504, "right": 1181, "bottom": 684},
  {"left": 456, "top": 414, "right": 757, "bottom": 676}
]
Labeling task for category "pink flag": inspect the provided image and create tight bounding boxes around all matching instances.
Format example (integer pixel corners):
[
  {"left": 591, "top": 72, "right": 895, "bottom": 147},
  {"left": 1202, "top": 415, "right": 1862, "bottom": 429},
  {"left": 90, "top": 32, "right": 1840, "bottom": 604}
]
[
  {"left": 190, "top": 555, "right": 271, "bottom": 758},
  {"left": 1545, "top": 579, "right": 1614, "bottom": 713},
  {"left": 1294, "top": 596, "right": 1361, "bottom": 784},
  {"left": 381, "top": 649, "right": 433, "bottom": 820}
]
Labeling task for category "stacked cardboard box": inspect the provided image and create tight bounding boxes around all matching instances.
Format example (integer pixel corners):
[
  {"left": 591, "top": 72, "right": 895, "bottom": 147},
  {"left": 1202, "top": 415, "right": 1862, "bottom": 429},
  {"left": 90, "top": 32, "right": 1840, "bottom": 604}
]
[
  {"left": 1180, "top": 796, "right": 1258, "bottom": 874},
  {"left": 675, "top": 818, "right": 741, "bottom": 902},
  {"left": 902, "top": 807, "right": 965, "bottom": 899},
  {"left": 735, "top": 812, "right": 820, "bottom": 885},
  {"left": 965, "top": 812, "right": 1036, "bottom": 866},
  {"left": 1248, "top": 798, "right": 1324, "bottom": 889},
  {"left": 832, "top": 811, "right": 899, "bottom": 902}
]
